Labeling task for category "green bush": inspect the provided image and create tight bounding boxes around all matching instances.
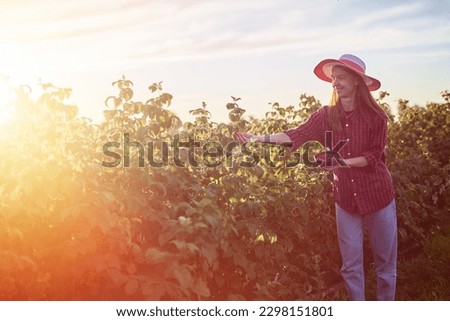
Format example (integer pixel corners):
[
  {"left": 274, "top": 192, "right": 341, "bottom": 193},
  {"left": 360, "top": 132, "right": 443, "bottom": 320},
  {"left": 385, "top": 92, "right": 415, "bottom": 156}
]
[{"left": 0, "top": 80, "right": 448, "bottom": 300}]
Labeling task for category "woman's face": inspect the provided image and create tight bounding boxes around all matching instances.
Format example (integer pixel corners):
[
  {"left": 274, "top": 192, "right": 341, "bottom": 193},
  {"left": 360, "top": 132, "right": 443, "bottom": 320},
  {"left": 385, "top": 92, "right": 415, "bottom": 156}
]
[{"left": 331, "top": 66, "right": 359, "bottom": 99}]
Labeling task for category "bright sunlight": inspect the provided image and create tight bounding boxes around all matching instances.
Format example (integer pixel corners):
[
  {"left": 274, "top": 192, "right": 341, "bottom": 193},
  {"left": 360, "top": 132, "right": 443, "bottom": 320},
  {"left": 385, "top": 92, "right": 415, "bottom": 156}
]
[{"left": 0, "top": 77, "right": 15, "bottom": 125}]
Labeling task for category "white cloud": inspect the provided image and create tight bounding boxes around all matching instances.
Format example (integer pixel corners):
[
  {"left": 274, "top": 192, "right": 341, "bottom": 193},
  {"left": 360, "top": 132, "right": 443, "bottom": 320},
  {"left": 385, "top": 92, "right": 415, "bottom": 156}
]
[
  {"left": 0, "top": 0, "right": 448, "bottom": 123},
  {"left": 1, "top": 0, "right": 448, "bottom": 72}
]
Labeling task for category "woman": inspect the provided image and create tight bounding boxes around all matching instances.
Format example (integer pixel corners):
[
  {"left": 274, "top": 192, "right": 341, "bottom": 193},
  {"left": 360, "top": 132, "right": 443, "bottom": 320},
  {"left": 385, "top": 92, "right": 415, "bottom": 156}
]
[{"left": 233, "top": 54, "right": 397, "bottom": 301}]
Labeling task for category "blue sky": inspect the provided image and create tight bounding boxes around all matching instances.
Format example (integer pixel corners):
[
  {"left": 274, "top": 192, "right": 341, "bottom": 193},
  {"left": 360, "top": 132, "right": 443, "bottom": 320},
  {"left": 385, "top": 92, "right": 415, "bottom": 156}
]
[{"left": 0, "top": 0, "right": 449, "bottom": 122}]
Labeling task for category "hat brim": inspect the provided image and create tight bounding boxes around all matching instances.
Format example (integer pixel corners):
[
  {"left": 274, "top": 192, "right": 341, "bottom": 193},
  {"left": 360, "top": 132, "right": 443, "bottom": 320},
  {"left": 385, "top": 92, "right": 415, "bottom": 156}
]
[{"left": 314, "top": 59, "right": 381, "bottom": 91}]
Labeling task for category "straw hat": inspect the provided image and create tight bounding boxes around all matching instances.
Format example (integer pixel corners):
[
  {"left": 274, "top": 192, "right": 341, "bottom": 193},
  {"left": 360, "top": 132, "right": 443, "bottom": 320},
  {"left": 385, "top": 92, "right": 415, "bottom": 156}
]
[{"left": 314, "top": 54, "right": 381, "bottom": 91}]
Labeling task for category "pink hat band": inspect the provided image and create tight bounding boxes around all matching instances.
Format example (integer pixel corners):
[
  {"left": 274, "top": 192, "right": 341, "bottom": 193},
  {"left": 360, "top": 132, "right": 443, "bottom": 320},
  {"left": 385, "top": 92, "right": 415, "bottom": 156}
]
[{"left": 314, "top": 54, "right": 381, "bottom": 91}]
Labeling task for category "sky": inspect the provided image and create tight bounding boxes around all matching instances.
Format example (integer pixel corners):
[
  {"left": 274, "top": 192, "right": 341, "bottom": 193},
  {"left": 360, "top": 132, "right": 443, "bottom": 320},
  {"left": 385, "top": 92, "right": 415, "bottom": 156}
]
[{"left": 0, "top": 0, "right": 449, "bottom": 123}]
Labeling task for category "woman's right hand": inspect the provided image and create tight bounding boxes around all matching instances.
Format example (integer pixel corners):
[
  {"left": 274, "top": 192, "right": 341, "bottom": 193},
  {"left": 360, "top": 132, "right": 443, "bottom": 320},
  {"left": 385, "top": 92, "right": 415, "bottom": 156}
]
[{"left": 233, "top": 132, "right": 258, "bottom": 144}]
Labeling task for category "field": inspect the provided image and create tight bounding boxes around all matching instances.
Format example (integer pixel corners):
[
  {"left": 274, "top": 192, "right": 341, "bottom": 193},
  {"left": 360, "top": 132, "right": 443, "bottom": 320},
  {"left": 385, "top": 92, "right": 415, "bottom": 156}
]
[{"left": 0, "top": 79, "right": 448, "bottom": 300}]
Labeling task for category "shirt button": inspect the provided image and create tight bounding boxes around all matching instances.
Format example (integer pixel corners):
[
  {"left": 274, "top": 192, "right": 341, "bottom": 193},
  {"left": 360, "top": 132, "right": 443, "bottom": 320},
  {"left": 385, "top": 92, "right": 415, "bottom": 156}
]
[
  {"left": 353, "top": 193, "right": 357, "bottom": 196},
  {"left": 347, "top": 152, "right": 351, "bottom": 156},
  {"left": 345, "top": 123, "right": 349, "bottom": 127},
  {"left": 346, "top": 138, "right": 350, "bottom": 141},
  {"left": 351, "top": 179, "right": 354, "bottom": 182}
]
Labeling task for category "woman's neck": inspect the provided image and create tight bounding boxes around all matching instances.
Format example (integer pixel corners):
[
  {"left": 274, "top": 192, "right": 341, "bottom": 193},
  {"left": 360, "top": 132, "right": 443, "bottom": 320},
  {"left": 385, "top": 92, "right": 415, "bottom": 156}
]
[{"left": 339, "top": 95, "right": 356, "bottom": 112}]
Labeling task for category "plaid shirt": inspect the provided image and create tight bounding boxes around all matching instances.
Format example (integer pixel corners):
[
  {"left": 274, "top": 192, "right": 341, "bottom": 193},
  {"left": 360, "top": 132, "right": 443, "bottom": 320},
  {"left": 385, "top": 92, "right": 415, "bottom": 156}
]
[{"left": 285, "top": 106, "right": 395, "bottom": 215}]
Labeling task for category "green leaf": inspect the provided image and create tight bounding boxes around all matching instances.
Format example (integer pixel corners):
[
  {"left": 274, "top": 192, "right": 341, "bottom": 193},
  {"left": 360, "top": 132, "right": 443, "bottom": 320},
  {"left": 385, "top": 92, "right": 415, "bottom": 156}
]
[
  {"left": 121, "top": 88, "right": 134, "bottom": 102},
  {"left": 148, "top": 182, "right": 167, "bottom": 197},
  {"left": 170, "top": 239, "right": 187, "bottom": 250},
  {"left": 107, "top": 268, "right": 127, "bottom": 286},
  {"left": 149, "top": 82, "right": 162, "bottom": 92},
  {"left": 174, "top": 265, "right": 193, "bottom": 289},
  {"left": 125, "top": 279, "right": 139, "bottom": 296},
  {"left": 192, "top": 278, "right": 210, "bottom": 297},
  {"left": 145, "top": 248, "right": 170, "bottom": 264}
]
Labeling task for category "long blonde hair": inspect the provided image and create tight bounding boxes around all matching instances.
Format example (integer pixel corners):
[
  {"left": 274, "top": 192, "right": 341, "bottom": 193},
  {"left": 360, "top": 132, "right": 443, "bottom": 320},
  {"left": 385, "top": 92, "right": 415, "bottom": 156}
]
[{"left": 328, "top": 70, "right": 389, "bottom": 131}]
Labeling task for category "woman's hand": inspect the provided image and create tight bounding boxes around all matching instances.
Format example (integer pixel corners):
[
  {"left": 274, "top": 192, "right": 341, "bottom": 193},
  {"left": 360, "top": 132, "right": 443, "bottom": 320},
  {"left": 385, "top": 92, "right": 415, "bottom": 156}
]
[
  {"left": 233, "top": 132, "right": 292, "bottom": 146},
  {"left": 233, "top": 132, "right": 258, "bottom": 144},
  {"left": 315, "top": 151, "right": 347, "bottom": 171}
]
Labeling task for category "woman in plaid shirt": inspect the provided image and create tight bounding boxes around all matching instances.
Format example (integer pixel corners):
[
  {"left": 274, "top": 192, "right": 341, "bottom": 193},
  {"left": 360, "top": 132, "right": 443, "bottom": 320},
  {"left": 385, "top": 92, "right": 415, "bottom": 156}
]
[{"left": 234, "top": 54, "right": 397, "bottom": 301}]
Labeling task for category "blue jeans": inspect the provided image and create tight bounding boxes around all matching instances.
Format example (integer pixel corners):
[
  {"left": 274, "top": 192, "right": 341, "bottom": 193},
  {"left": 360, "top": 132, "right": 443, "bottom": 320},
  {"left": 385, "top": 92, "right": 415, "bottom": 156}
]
[{"left": 335, "top": 200, "right": 397, "bottom": 300}]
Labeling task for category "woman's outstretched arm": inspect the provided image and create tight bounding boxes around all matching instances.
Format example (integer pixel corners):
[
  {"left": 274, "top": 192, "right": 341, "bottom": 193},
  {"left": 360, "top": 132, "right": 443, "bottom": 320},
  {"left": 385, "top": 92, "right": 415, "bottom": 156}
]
[{"left": 233, "top": 132, "right": 292, "bottom": 145}]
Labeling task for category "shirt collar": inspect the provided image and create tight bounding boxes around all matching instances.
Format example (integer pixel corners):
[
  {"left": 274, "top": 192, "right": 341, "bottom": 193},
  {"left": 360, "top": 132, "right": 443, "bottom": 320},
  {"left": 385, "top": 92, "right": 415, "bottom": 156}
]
[{"left": 342, "top": 107, "right": 359, "bottom": 120}]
